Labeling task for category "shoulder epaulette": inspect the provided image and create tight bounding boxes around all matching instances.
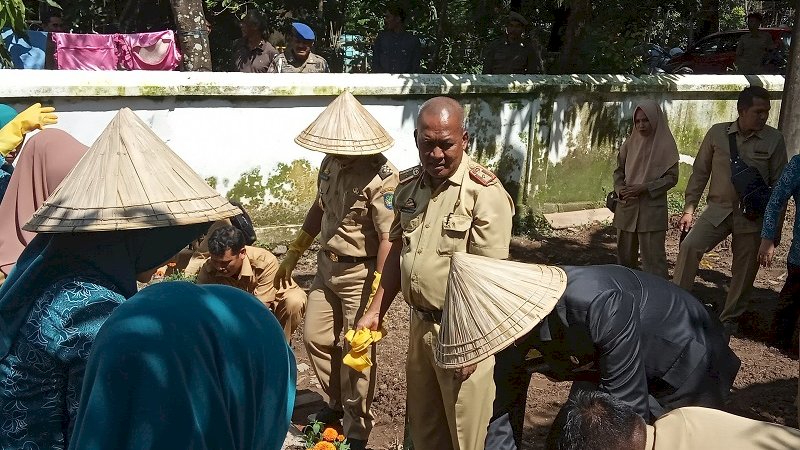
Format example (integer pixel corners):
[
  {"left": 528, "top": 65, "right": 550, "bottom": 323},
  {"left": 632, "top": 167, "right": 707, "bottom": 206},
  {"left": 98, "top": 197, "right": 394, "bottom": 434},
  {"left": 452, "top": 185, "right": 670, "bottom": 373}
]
[
  {"left": 399, "top": 165, "right": 422, "bottom": 184},
  {"left": 468, "top": 163, "right": 497, "bottom": 186}
]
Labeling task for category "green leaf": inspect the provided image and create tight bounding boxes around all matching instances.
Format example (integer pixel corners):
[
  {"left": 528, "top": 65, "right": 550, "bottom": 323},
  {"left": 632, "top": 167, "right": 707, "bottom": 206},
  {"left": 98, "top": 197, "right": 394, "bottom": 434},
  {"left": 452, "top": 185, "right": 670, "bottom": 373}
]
[{"left": 44, "top": 0, "right": 62, "bottom": 10}]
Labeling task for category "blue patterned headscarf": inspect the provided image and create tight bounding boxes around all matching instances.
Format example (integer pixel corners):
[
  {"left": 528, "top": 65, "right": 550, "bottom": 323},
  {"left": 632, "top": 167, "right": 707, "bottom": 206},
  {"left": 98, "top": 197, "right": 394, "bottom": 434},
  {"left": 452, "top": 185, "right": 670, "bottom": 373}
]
[
  {"left": 70, "top": 282, "right": 296, "bottom": 450},
  {"left": 0, "top": 223, "right": 211, "bottom": 359},
  {"left": 0, "top": 104, "right": 17, "bottom": 129}
]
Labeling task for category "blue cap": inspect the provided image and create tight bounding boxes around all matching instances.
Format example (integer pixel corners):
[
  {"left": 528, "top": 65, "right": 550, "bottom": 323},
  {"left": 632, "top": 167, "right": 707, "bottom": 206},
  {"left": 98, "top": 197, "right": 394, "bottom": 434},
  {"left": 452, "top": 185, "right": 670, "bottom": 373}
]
[
  {"left": 292, "top": 22, "right": 315, "bottom": 41},
  {"left": 0, "top": 105, "right": 17, "bottom": 129}
]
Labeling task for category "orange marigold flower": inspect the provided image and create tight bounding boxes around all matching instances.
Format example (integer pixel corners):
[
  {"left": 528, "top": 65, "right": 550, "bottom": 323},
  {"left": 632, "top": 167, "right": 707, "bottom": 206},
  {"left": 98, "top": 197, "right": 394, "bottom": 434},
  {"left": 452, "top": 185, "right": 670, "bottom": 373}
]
[
  {"left": 313, "top": 442, "right": 336, "bottom": 450},
  {"left": 337, "top": 434, "right": 345, "bottom": 442},
  {"left": 322, "top": 427, "right": 339, "bottom": 442}
]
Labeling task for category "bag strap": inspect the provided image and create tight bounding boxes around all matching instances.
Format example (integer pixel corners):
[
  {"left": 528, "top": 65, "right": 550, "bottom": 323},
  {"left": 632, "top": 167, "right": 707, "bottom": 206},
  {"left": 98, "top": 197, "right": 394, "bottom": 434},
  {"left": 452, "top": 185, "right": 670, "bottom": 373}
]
[{"left": 727, "top": 122, "right": 740, "bottom": 162}]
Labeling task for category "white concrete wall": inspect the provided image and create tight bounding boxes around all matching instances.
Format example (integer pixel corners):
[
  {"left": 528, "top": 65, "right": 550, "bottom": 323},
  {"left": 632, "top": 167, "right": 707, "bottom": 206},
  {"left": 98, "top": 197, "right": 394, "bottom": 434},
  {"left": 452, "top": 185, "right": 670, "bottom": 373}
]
[{"left": 0, "top": 70, "right": 787, "bottom": 207}]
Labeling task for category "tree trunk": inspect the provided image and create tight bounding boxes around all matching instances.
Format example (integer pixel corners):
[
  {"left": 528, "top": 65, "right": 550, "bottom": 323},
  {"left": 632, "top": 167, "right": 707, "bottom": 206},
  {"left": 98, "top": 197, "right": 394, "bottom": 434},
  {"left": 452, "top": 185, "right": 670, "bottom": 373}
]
[
  {"left": 169, "top": 0, "right": 212, "bottom": 71},
  {"left": 558, "top": 0, "right": 591, "bottom": 73},
  {"left": 779, "top": 6, "right": 800, "bottom": 155}
]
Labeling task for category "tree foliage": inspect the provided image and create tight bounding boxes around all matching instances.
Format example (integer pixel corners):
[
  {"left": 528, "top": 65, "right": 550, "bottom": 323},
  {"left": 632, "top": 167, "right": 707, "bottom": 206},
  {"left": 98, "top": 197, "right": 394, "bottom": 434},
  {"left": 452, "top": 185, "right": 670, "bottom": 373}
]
[{"left": 7, "top": 0, "right": 797, "bottom": 73}]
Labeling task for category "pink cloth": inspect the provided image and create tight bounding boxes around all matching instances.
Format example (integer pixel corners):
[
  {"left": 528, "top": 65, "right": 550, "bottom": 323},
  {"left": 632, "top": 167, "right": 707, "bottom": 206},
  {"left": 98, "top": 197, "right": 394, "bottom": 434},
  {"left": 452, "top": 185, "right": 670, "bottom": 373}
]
[
  {"left": 52, "top": 33, "right": 118, "bottom": 70},
  {"left": 118, "top": 31, "right": 181, "bottom": 71},
  {"left": 52, "top": 30, "right": 181, "bottom": 71}
]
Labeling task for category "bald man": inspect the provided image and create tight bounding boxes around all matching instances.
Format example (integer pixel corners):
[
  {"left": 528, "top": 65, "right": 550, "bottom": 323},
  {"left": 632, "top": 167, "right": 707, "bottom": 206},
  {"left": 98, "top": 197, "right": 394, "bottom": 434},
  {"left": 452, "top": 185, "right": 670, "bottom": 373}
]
[{"left": 357, "top": 97, "right": 515, "bottom": 450}]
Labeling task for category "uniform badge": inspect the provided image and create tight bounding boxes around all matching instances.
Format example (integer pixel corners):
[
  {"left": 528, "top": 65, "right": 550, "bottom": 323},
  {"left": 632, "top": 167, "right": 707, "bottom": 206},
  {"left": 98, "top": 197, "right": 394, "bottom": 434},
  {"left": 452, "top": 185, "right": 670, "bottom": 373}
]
[
  {"left": 400, "top": 197, "right": 417, "bottom": 213},
  {"left": 379, "top": 164, "right": 394, "bottom": 180},
  {"left": 399, "top": 165, "right": 422, "bottom": 184},
  {"left": 383, "top": 191, "right": 394, "bottom": 210},
  {"left": 469, "top": 165, "right": 497, "bottom": 186}
]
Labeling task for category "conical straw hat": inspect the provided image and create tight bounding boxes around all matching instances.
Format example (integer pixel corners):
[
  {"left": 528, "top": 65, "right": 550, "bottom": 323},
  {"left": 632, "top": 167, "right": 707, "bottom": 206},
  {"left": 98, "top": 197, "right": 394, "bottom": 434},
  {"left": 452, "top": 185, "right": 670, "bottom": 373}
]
[
  {"left": 434, "top": 252, "right": 567, "bottom": 369},
  {"left": 24, "top": 108, "right": 240, "bottom": 233},
  {"left": 295, "top": 91, "right": 394, "bottom": 155}
]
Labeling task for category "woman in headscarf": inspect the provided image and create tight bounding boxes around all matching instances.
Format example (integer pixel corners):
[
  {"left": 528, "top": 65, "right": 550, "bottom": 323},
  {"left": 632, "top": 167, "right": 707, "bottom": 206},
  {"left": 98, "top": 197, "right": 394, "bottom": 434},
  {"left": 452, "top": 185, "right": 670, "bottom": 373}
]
[
  {"left": 70, "top": 282, "right": 297, "bottom": 450},
  {"left": 0, "top": 129, "right": 89, "bottom": 281},
  {"left": 612, "top": 100, "right": 680, "bottom": 278},
  {"left": 0, "top": 108, "right": 239, "bottom": 450}
]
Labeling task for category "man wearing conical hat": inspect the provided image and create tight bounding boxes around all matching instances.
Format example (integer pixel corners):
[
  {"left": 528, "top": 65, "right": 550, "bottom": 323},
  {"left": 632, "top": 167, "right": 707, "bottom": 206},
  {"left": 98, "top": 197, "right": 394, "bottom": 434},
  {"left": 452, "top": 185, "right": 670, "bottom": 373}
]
[
  {"left": 356, "top": 97, "right": 515, "bottom": 450},
  {"left": 274, "top": 91, "right": 398, "bottom": 448},
  {"left": 0, "top": 108, "right": 239, "bottom": 449},
  {"left": 433, "top": 253, "right": 741, "bottom": 450}
]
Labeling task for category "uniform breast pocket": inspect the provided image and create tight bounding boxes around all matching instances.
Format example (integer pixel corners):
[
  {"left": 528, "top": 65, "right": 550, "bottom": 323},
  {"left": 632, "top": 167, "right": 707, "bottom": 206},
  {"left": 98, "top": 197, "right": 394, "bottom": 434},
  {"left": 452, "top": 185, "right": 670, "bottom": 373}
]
[
  {"left": 400, "top": 214, "right": 422, "bottom": 253},
  {"left": 436, "top": 214, "right": 472, "bottom": 256},
  {"left": 344, "top": 198, "right": 369, "bottom": 225}
]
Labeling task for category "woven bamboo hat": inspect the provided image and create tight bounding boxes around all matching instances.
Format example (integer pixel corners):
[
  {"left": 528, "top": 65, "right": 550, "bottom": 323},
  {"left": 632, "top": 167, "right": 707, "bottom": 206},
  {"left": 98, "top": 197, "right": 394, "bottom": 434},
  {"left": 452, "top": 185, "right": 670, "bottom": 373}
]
[
  {"left": 24, "top": 108, "right": 240, "bottom": 233},
  {"left": 294, "top": 91, "right": 394, "bottom": 155},
  {"left": 434, "top": 252, "right": 568, "bottom": 369}
]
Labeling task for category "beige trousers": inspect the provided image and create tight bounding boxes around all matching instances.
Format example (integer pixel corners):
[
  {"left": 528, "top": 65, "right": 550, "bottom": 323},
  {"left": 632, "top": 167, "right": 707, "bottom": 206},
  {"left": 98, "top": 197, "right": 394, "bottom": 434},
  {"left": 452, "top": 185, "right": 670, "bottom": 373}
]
[
  {"left": 406, "top": 315, "right": 495, "bottom": 450},
  {"left": 304, "top": 251, "right": 376, "bottom": 440},
  {"left": 272, "top": 285, "right": 307, "bottom": 341},
  {"left": 617, "top": 229, "right": 669, "bottom": 278},
  {"left": 672, "top": 214, "right": 760, "bottom": 323}
]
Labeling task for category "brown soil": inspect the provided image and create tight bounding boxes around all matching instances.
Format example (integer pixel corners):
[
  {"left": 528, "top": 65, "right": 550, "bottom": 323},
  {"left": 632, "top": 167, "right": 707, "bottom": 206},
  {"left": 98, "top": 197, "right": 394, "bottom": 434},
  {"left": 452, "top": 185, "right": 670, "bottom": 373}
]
[{"left": 287, "top": 205, "right": 799, "bottom": 449}]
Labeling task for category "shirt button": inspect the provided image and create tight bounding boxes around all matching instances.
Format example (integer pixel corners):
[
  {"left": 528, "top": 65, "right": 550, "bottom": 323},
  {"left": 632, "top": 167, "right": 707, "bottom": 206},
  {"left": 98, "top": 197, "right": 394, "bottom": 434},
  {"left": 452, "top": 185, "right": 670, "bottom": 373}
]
[
  {"left": 424, "top": 223, "right": 430, "bottom": 228},
  {"left": 416, "top": 249, "right": 423, "bottom": 254},
  {"left": 432, "top": 198, "right": 437, "bottom": 202}
]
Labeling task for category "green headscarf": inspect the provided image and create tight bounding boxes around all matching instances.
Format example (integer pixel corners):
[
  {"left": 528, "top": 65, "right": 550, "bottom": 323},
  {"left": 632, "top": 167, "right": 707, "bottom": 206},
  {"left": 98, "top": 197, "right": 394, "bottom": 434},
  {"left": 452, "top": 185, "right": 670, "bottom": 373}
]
[{"left": 70, "top": 282, "right": 297, "bottom": 450}]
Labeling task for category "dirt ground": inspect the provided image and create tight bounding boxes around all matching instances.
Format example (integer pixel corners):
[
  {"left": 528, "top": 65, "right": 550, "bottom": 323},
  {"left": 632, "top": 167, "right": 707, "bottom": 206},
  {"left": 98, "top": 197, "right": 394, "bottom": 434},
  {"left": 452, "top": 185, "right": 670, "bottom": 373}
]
[{"left": 286, "top": 206, "right": 799, "bottom": 449}]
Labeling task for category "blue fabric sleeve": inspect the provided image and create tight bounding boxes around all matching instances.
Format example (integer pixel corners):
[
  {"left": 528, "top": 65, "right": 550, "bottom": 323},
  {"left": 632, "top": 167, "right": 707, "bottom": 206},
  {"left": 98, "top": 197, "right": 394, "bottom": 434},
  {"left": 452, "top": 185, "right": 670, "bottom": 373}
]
[{"left": 762, "top": 155, "right": 800, "bottom": 241}]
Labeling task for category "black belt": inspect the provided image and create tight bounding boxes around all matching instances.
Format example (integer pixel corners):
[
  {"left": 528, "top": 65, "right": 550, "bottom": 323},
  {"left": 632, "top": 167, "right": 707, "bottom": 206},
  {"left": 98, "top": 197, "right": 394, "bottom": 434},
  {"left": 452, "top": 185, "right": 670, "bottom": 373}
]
[
  {"left": 412, "top": 307, "right": 442, "bottom": 324},
  {"left": 323, "top": 250, "right": 375, "bottom": 264}
]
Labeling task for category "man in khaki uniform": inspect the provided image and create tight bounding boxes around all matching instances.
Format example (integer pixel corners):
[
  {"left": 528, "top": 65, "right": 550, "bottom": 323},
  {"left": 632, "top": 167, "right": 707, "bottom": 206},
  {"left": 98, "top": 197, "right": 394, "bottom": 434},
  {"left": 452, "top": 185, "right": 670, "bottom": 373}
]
[
  {"left": 674, "top": 86, "right": 787, "bottom": 332},
  {"left": 358, "top": 97, "right": 515, "bottom": 450},
  {"left": 551, "top": 390, "right": 800, "bottom": 450},
  {"left": 196, "top": 225, "right": 306, "bottom": 341},
  {"left": 735, "top": 12, "right": 775, "bottom": 74},
  {"left": 273, "top": 92, "right": 398, "bottom": 449},
  {"left": 269, "top": 22, "right": 329, "bottom": 73}
]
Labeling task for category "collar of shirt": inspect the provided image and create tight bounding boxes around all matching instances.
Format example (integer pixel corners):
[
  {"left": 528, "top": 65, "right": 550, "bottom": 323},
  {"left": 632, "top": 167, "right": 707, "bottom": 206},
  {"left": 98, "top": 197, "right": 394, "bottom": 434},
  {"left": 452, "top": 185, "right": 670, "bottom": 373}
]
[
  {"left": 728, "top": 120, "right": 764, "bottom": 140},
  {"left": 236, "top": 253, "right": 255, "bottom": 281}
]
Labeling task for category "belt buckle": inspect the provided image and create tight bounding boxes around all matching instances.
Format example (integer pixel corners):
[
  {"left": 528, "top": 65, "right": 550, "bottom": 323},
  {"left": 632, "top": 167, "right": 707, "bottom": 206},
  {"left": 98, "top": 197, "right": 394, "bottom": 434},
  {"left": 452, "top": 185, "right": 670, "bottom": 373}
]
[{"left": 328, "top": 251, "right": 339, "bottom": 262}]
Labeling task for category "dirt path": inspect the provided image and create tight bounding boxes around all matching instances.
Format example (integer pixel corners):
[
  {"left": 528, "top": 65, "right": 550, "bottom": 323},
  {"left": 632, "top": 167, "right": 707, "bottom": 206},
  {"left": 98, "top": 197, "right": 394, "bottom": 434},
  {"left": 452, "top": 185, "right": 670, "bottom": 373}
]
[{"left": 286, "top": 207, "right": 799, "bottom": 449}]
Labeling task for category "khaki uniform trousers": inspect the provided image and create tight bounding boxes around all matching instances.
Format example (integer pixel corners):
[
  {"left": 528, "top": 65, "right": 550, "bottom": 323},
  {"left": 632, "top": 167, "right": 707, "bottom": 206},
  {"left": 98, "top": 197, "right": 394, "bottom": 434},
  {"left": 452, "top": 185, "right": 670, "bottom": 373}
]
[
  {"left": 407, "top": 315, "right": 495, "bottom": 450},
  {"left": 304, "top": 251, "right": 376, "bottom": 440},
  {"left": 617, "top": 230, "right": 669, "bottom": 278},
  {"left": 272, "top": 286, "right": 307, "bottom": 341},
  {"left": 673, "top": 214, "right": 760, "bottom": 323}
]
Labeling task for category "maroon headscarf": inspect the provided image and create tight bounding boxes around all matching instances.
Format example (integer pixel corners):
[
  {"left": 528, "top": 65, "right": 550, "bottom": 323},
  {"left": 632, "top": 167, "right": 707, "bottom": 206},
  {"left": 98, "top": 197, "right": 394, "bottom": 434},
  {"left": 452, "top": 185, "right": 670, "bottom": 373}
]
[{"left": 0, "top": 128, "right": 88, "bottom": 275}]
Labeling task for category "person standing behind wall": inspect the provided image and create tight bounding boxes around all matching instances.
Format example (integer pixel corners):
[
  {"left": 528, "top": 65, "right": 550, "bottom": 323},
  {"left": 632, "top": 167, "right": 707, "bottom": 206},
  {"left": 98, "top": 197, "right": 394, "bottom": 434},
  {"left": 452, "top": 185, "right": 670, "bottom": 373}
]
[
  {"left": 233, "top": 9, "right": 278, "bottom": 73},
  {"left": 673, "top": 86, "right": 787, "bottom": 336},
  {"left": 612, "top": 100, "right": 679, "bottom": 278},
  {"left": 372, "top": 5, "right": 421, "bottom": 73},
  {"left": 269, "top": 22, "right": 329, "bottom": 73}
]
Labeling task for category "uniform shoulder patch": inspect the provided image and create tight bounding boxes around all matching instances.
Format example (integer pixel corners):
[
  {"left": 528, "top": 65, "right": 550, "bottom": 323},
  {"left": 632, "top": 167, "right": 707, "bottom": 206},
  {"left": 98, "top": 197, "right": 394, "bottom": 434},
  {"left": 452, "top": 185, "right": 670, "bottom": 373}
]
[
  {"left": 469, "top": 163, "right": 497, "bottom": 186},
  {"left": 399, "top": 165, "right": 422, "bottom": 184},
  {"left": 378, "top": 164, "right": 394, "bottom": 180}
]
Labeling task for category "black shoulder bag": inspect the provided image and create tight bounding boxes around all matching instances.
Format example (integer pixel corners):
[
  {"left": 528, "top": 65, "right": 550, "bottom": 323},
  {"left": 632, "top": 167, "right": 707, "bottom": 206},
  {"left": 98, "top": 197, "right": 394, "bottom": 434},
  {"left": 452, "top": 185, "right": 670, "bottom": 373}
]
[{"left": 728, "top": 125, "right": 771, "bottom": 221}]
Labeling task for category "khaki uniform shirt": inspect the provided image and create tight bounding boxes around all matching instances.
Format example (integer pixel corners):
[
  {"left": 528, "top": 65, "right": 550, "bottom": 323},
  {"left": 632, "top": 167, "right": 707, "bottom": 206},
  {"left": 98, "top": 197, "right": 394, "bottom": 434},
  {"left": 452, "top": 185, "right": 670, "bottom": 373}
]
[
  {"left": 685, "top": 121, "right": 786, "bottom": 233},
  {"left": 645, "top": 407, "right": 800, "bottom": 450},
  {"left": 390, "top": 155, "right": 515, "bottom": 311},
  {"left": 197, "top": 245, "right": 296, "bottom": 306},
  {"left": 735, "top": 31, "right": 774, "bottom": 74},
  {"left": 318, "top": 155, "right": 399, "bottom": 257},
  {"left": 233, "top": 39, "right": 278, "bottom": 73},
  {"left": 612, "top": 161, "right": 679, "bottom": 233},
  {"left": 269, "top": 49, "right": 329, "bottom": 73},
  {"left": 482, "top": 38, "right": 543, "bottom": 74}
]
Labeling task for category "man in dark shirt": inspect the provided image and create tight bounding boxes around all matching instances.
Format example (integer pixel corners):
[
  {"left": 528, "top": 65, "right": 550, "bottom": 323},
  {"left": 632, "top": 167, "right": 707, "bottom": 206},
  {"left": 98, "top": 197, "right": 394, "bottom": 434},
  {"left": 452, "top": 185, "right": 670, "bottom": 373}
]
[
  {"left": 372, "top": 5, "right": 421, "bottom": 73},
  {"left": 434, "top": 255, "right": 741, "bottom": 450},
  {"left": 483, "top": 12, "right": 543, "bottom": 74},
  {"left": 233, "top": 9, "right": 278, "bottom": 73}
]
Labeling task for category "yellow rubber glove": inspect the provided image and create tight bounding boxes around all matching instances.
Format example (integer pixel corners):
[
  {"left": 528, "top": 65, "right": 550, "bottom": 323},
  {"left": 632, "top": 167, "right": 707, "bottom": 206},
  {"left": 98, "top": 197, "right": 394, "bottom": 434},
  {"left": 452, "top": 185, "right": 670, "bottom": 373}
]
[
  {"left": 366, "top": 271, "right": 381, "bottom": 309},
  {"left": 343, "top": 328, "right": 387, "bottom": 372},
  {"left": 0, "top": 104, "right": 58, "bottom": 156},
  {"left": 273, "top": 229, "right": 315, "bottom": 289}
]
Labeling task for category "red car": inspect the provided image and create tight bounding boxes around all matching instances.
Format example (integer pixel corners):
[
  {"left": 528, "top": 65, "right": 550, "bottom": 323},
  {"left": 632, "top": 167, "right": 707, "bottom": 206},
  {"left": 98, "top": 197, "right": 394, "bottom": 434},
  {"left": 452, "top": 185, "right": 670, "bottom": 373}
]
[{"left": 667, "top": 28, "right": 791, "bottom": 74}]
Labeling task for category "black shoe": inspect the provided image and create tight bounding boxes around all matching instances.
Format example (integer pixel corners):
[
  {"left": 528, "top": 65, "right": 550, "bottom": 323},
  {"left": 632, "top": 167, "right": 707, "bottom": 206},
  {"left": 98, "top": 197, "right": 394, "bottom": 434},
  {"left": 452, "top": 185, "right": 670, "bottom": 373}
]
[
  {"left": 309, "top": 405, "right": 344, "bottom": 425},
  {"left": 348, "top": 438, "right": 367, "bottom": 450}
]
